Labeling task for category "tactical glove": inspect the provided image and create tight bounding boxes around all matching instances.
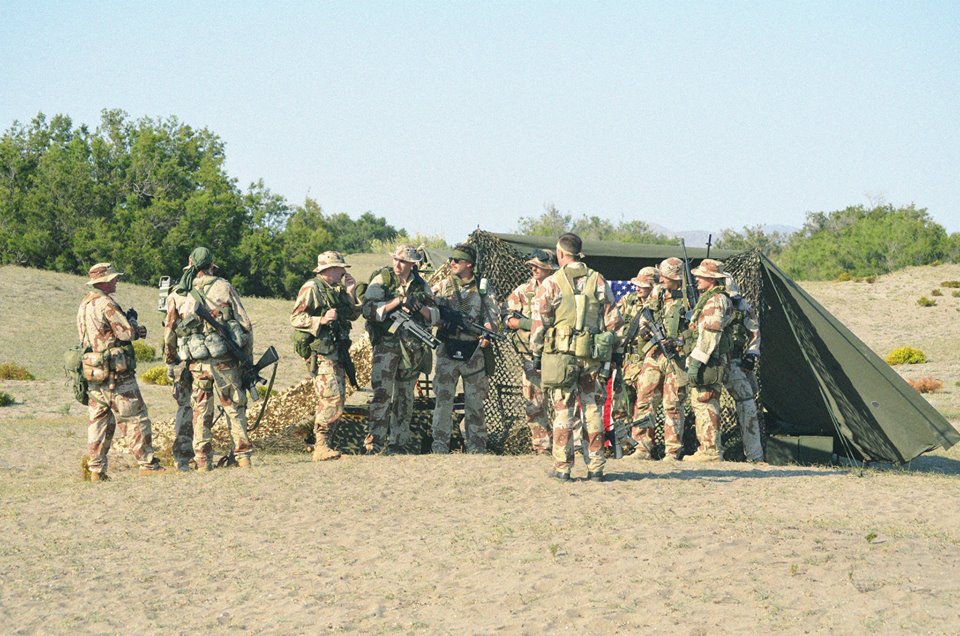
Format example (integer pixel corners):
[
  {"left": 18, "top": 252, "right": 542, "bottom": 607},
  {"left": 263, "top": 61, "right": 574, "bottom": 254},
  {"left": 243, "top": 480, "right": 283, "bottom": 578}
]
[
  {"left": 686, "top": 359, "right": 703, "bottom": 386},
  {"left": 740, "top": 352, "right": 758, "bottom": 372}
]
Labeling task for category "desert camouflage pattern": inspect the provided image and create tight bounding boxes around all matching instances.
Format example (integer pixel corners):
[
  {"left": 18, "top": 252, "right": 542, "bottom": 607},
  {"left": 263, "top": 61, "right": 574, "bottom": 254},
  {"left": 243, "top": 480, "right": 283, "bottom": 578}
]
[
  {"left": 688, "top": 288, "right": 733, "bottom": 458},
  {"left": 163, "top": 274, "right": 253, "bottom": 363},
  {"left": 312, "top": 356, "right": 346, "bottom": 441},
  {"left": 77, "top": 289, "right": 156, "bottom": 473},
  {"left": 290, "top": 276, "right": 359, "bottom": 344},
  {"left": 431, "top": 274, "right": 499, "bottom": 453},
  {"left": 724, "top": 294, "right": 763, "bottom": 461},
  {"left": 363, "top": 268, "right": 437, "bottom": 452},
  {"left": 506, "top": 278, "right": 550, "bottom": 452},
  {"left": 190, "top": 358, "right": 252, "bottom": 467},
  {"left": 530, "top": 261, "right": 622, "bottom": 474},
  {"left": 171, "top": 364, "right": 195, "bottom": 469},
  {"left": 612, "top": 290, "right": 651, "bottom": 449}
]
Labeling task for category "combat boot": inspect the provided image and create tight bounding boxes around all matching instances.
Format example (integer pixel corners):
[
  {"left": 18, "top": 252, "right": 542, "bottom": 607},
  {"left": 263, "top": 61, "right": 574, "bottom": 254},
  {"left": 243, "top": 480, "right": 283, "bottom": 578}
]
[
  {"left": 237, "top": 456, "right": 252, "bottom": 469},
  {"left": 587, "top": 471, "right": 605, "bottom": 482},
  {"left": 312, "top": 444, "right": 341, "bottom": 461},
  {"left": 685, "top": 450, "right": 722, "bottom": 463},
  {"left": 89, "top": 471, "right": 110, "bottom": 482},
  {"left": 139, "top": 458, "right": 166, "bottom": 476},
  {"left": 550, "top": 470, "right": 570, "bottom": 481}
]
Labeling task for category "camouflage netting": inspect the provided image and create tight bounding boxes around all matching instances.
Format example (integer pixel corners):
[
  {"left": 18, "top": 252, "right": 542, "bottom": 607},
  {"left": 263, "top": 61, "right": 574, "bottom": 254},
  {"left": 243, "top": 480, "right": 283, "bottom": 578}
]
[{"left": 137, "top": 231, "right": 765, "bottom": 461}]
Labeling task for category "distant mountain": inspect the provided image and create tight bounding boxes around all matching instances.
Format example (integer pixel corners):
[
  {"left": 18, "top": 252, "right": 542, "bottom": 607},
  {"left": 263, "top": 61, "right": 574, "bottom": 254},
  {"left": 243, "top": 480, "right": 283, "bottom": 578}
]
[{"left": 647, "top": 223, "right": 798, "bottom": 247}]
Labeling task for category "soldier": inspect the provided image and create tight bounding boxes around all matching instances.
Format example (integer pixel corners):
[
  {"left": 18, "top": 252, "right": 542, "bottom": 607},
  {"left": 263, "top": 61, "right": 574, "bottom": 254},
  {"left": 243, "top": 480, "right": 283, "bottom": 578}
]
[
  {"left": 530, "top": 233, "right": 623, "bottom": 481},
  {"left": 77, "top": 262, "right": 163, "bottom": 480},
  {"left": 163, "top": 290, "right": 195, "bottom": 472},
  {"left": 431, "top": 243, "right": 499, "bottom": 454},
  {"left": 164, "top": 247, "right": 255, "bottom": 470},
  {"left": 632, "top": 258, "right": 691, "bottom": 461},
  {"left": 612, "top": 266, "right": 659, "bottom": 456},
  {"left": 362, "top": 244, "right": 437, "bottom": 455},
  {"left": 723, "top": 276, "right": 765, "bottom": 462},
  {"left": 291, "top": 251, "right": 361, "bottom": 461},
  {"left": 504, "top": 249, "right": 558, "bottom": 454},
  {"left": 684, "top": 258, "right": 734, "bottom": 462}
]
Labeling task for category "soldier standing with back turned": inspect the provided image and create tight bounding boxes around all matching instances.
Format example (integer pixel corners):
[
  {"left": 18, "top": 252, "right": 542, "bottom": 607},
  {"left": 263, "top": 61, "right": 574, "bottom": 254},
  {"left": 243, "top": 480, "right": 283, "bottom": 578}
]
[
  {"left": 530, "top": 233, "right": 623, "bottom": 481},
  {"left": 163, "top": 289, "right": 195, "bottom": 471},
  {"left": 723, "top": 276, "right": 765, "bottom": 462},
  {"left": 78, "top": 263, "right": 164, "bottom": 480},
  {"left": 504, "top": 249, "right": 558, "bottom": 455},
  {"left": 290, "top": 251, "right": 361, "bottom": 461}
]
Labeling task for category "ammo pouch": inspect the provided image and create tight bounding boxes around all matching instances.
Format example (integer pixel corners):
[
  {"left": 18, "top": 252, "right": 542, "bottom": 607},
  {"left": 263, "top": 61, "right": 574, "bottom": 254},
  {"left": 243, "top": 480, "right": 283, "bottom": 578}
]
[
  {"left": 699, "top": 357, "right": 726, "bottom": 387},
  {"left": 544, "top": 325, "right": 574, "bottom": 355},
  {"left": 443, "top": 338, "right": 479, "bottom": 362},
  {"left": 81, "top": 346, "right": 131, "bottom": 382},
  {"left": 541, "top": 352, "right": 578, "bottom": 390},
  {"left": 309, "top": 333, "right": 337, "bottom": 357},
  {"left": 205, "top": 333, "right": 229, "bottom": 359},
  {"left": 227, "top": 319, "right": 249, "bottom": 350},
  {"left": 183, "top": 332, "right": 210, "bottom": 361},
  {"left": 482, "top": 345, "right": 496, "bottom": 377},
  {"left": 292, "top": 329, "right": 315, "bottom": 359}
]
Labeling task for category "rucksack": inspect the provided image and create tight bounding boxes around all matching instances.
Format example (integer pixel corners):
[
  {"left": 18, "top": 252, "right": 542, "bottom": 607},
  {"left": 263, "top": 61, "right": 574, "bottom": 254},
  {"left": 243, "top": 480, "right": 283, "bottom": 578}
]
[{"left": 64, "top": 344, "right": 89, "bottom": 405}]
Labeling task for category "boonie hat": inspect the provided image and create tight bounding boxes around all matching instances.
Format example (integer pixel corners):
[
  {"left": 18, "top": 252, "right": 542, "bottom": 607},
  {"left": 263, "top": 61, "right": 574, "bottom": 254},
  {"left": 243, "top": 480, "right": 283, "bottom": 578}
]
[
  {"left": 691, "top": 258, "right": 726, "bottom": 279},
  {"left": 658, "top": 257, "right": 684, "bottom": 282},
  {"left": 314, "top": 251, "right": 351, "bottom": 273},
  {"left": 525, "top": 249, "right": 558, "bottom": 270},
  {"left": 87, "top": 262, "right": 123, "bottom": 285},
  {"left": 631, "top": 266, "right": 660, "bottom": 288},
  {"left": 392, "top": 244, "right": 423, "bottom": 264}
]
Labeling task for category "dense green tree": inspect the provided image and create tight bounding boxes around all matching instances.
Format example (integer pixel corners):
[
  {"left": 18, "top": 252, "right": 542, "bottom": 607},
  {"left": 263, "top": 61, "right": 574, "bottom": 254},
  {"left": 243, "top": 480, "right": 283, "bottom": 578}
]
[
  {"left": 715, "top": 224, "right": 789, "bottom": 257},
  {"left": 515, "top": 205, "right": 674, "bottom": 244}
]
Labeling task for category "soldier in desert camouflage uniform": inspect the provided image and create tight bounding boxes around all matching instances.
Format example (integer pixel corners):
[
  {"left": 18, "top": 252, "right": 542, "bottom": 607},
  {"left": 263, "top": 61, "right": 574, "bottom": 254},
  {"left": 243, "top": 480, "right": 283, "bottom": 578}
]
[
  {"left": 163, "top": 289, "right": 195, "bottom": 471},
  {"left": 530, "top": 233, "right": 623, "bottom": 481},
  {"left": 362, "top": 245, "right": 438, "bottom": 454},
  {"left": 164, "top": 247, "right": 255, "bottom": 470},
  {"left": 504, "top": 249, "right": 557, "bottom": 454},
  {"left": 611, "top": 266, "right": 659, "bottom": 455},
  {"left": 684, "top": 258, "right": 734, "bottom": 462},
  {"left": 631, "top": 258, "right": 691, "bottom": 461},
  {"left": 431, "top": 243, "right": 499, "bottom": 454},
  {"left": 723, "top": 276, "right": 765, "bottom": 462},
  {"left": 77, "top": 263, "right": 163, "bottom": 480},
  {"left": 291, "top": 251, "right": 361, "bottom": 461}
]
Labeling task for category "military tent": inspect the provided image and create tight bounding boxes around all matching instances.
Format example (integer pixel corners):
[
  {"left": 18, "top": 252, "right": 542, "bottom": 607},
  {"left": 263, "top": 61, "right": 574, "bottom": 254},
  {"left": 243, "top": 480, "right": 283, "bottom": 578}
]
[{"left": 464, "top": 231, "right": 958, "bottom": 466}]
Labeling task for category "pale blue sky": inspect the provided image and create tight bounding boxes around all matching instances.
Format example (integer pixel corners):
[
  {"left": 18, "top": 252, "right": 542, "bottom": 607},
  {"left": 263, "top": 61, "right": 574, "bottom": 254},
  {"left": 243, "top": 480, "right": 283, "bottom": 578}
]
[{"left": 2, "top": 1, "right": 958, "bottom": 242}]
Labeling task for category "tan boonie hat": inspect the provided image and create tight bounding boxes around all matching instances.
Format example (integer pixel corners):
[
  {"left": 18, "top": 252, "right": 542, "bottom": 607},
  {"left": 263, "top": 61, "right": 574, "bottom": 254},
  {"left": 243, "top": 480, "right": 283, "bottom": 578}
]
[
  {"left": 658, "top": 257, "right": 684, "bottom": 282},
  {"left": 691, "top": 258, "right": 726, "bottom": 279},
  {"left": 313, "top": 250, "right": 350, "bottom": 273},
  {"left": 525, "top": 248, "right": 558, "bottom": 270},
  {"left": 392, "top": 244, "right": 422, "bottom": 264},
  {"left": 631, "top": 266, "right": 659, "bottom": 288},
  {"left": 87, "top": 262, "right": 123, "bottom": 285}
]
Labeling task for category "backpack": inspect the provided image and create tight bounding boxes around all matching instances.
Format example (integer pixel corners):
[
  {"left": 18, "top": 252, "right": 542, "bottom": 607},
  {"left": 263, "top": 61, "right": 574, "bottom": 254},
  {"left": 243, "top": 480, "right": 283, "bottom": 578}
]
[{"left": 64, "top": 344, "right": 89, "bottom": 405}]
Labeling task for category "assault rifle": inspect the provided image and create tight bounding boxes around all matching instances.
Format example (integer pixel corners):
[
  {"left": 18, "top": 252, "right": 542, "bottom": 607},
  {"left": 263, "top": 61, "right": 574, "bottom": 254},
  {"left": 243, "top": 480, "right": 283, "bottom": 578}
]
[
  {"left": 639, "top": 307, "right": 678, "bottom": 361},
  {"left": 680, "top": 239, "right": 699, "bottom": 314},
  {"left": 388, "top": 310, "right": 441, "bottom": 350},
  {"left": 438, "top": 305, "right": 505, "bottom": 342},
  {"left": 331, "top": 321, "right": 358, "bottom": 389},
  {"left": 192, "top": 300, "right": 280, "bottom": 404}
]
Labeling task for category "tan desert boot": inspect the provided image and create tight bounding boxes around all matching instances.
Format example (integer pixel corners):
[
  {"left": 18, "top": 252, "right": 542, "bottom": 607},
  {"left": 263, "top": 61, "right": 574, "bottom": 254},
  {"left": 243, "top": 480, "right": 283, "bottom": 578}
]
[{"left": 312, "top": 445, "right": 341, "bottom": 461}]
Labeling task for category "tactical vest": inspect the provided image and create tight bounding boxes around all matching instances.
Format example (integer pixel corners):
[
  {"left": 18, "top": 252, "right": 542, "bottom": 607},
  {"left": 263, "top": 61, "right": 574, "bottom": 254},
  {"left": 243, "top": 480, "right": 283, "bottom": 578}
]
[
  {"left": 649, "top": 286, "right": 686, "bottom": 339},
  {"left": 688, "top": 285, "right": 733, "bottom": 359},
  {"left": 543, "top": 266, "right": 613, "bottom": 362},
  {"left": 78, "top": 289, "right": 138, "bottom": 382},
  {"left": 727, "top": 297, "right": 750, "bottom": 357},
  {"left": 293, "top": 277, "right": 354, "bottom": 357},
  {"left": 175, "top": 277, "right": 248, "bottom": 362},
  {"left": 365, "top": 267, "right": 431, "bottom": 346}
]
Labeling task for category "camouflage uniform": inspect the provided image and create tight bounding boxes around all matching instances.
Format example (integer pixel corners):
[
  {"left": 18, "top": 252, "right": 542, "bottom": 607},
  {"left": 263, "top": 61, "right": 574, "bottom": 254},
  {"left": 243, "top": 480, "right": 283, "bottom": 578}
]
[
  {"left": 291, "top": 252, "right": 361, "bottom": 460},
  {"left": 362, "top": 246, "right": 438, "bottom": 454},
  {"left": 506, "top": 277, "right": 551, "bottom": 453},
  {"left": 163, "top": 290, "right": 194, "bottom": 471},
  {"left": 164, "top": 270, "right": 254, "bottom": 470},
  {"left": 685, "top": 259, "right": 734, "bottom": 461},
  {"left": 724, "top": 284, "right": 764, "bottom": 462},
  {"left": 530, "top": 260, "right": 623, "bottom": 478},
  {"left": 431, "top": 272, "right": 499, "bottom": 453},
  {"left": 77, "top": 263, "right": 158, "bottom": 476},
  {"left": 632, "top": 258, "right": 691, "bottom": 460}
]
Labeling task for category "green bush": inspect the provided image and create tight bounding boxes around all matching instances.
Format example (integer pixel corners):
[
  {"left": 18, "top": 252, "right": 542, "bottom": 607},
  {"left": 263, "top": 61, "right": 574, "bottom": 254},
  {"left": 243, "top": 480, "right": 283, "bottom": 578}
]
[
  {"left": 132, "top": 340, "right": 157, "bottom": 363},
  {"left": 953, "top": 291, "right": 960, "bottom": 298},
  {"left": 885, "top": 347, "right": 927, "bottom": 365},
  {"left": 835, "top": 272, "right": 853, "bottom": 282},
  {"left": 141, "top": 365, "right": 172, "bottom": 386},
  {"left": 917, "top": 297, "right": 937, "bottom": 307},
  {"left": 0, "top": 363, "right": 35, "bottom": 381},
  {"left": 932, "top": 289, "right": 943, "bottom": 297},
  {"left": 941, "top": 280, "right": 960, "bottom": 288},
  {"left": 0, "top": 391, "right": 14, "bottom": 406}
]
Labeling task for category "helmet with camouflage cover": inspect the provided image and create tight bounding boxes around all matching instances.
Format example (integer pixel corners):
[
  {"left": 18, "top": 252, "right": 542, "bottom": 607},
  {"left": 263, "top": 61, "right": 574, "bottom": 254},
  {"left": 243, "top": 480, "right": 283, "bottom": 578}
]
[
  {"left": 658, "top": 257, "right": 683, "bottom": 282},
  {"left": 392, "top": 244, "right": 423, "bottom": 264},
  {"left": 313, "top": 251, "right": 351, "bottom": 273},
  {"left": 630, "top": 266, "right": 659, "bottom": 289},
  {"left": 691, "top": 258, "right": 726, "bottom": 279}
]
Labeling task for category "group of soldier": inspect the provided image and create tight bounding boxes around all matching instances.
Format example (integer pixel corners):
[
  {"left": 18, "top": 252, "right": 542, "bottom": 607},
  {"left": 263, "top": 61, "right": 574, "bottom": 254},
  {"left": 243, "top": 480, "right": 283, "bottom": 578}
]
[{"left": 76, "top": 231, "right": 764, "bottom": 482}]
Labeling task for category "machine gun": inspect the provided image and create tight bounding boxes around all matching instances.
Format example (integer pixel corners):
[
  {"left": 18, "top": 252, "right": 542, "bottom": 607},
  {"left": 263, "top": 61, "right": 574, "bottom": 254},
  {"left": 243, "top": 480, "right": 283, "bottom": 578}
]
[
  {"left": 438, "top": 305, "right": 505, "bottom": 342},
  {"left": 680, "top": 238, "right": 699, "bottom": 314}
]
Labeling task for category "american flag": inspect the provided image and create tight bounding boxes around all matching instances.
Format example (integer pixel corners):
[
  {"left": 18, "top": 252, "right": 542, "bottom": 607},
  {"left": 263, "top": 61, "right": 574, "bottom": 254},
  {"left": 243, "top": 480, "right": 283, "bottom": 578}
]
[
  {"left": 602, "top": 280, "right": 634, "bottom": 433},
  {"left": 609, "top": 280, "right": 636, "bottom": 301}
]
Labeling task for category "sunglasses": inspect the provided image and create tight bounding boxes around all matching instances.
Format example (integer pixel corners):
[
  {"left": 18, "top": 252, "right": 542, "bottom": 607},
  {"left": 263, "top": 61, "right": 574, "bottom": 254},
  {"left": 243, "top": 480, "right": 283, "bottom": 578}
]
[{"left": 449, "top": 258, "right": 469, "bottom": 264}]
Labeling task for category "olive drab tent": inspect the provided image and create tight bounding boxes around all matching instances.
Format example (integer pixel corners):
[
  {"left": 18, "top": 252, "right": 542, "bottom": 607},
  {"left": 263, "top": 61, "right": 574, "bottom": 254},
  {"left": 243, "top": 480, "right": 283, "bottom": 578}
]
[{"left": 479, "top": 231, "right": 959, "bottom": 465}]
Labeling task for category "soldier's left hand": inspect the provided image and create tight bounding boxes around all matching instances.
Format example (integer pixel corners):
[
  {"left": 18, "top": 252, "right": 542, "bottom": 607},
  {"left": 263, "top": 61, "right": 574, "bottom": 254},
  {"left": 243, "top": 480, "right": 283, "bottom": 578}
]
[
  {"left": 137, "top": 324, "right": 148, "bottom": 339},
  {"left": 343, "top": 271, "right": 357, "bottom": 292},
  {"left": 686, "top": 359, "right": 703, "bottom": 385},
  {"left": 479, "top": 336, "right": 490, "bottom": 348}
]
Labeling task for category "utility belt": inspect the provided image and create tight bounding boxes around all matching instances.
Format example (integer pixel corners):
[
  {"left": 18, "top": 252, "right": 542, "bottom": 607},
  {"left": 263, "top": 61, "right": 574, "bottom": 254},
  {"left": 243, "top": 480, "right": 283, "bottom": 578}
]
[
  {"left": 177, "top": 319, "right": 248, "bottom": 362},
  {"left": 543, "top": 325, "right": 614, "bottom": 362},
  {"left": 81, "top": 344, "right": 135, "bottom": 383}
]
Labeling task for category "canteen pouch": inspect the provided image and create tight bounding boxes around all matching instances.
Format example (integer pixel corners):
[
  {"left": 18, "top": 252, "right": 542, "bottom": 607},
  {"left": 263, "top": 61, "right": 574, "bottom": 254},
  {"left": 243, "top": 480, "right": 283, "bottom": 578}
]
[
  {"left": 699, "top": 357, "right": 726, "bottom": 386},
  {"left": 81, "top": 351, "right": 110, "bottom": 383},
  {"left": 574, "top": 332, "right": 594, "bottom": 358},
  {"left": 291, "top": 329, "right": 315, "bottom": 359},
  {"left": 64, "top": 345, "right": 89, "bottom": 404},
  {"left": 205, "top": 333, "right": 229, "bottom": 359},
  {"left": 541, "top": 352, "right": 578, "bottom": 390},
  {"left": 227, "top": 319, "right": 249, "bottom": 350},
  {"left": 591, "top": 331, "right": 615, "bottom": 363},
  {"left": 443, "top": 338, "right": 479, "bottom": 362}
]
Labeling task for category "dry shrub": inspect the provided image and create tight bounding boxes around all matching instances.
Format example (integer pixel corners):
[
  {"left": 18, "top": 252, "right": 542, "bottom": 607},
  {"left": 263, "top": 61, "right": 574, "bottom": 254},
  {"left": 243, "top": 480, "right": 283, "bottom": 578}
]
[
  {"left": 0, "top": 362, "right": 35, "bottom": 381},
  {"left": 917, "top": 296, "right": 937, "bottom": 307},
  {"left": 885, "top": 347, "right": 926, "bottom": 365},
  {"left": 941, "top": 280, "right": 960, "bottom": 288},
  {"left": 864, "top": 275, "right": 877, "bottom": 284},
  {"left": 836, "top": 272, "right": 853, "bottom": 282},
  {"left": 141, "top": 365, "right": 171, "bottom": 385},
  {"left": 0, "top": 391, "right": 14, "bottom": 406},
  {"left": 931, "top": 288, "right": 943, "bottom": 297},
  {"left": 908, "top": 377, "right": 943, "bottom": 394},
  {"left": 953, "top": 290, "right": 960, "bottom": 298}
]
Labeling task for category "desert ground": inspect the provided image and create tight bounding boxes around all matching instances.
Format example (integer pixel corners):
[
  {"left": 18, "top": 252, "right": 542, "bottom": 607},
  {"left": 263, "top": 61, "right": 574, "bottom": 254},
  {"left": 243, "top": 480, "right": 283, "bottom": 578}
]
[{"left": 2, "top": 262, "right": 960, "bottom": 634}]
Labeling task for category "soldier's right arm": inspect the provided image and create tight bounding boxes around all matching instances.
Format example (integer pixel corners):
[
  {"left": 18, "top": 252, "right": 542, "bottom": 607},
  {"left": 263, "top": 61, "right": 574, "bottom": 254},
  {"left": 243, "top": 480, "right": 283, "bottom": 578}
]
[
  {"left": 362, "top": 273, "right": 398, "bottom": 323},
  {"left": 529, "top": 279, "right": 560, "bottom": 356},
  {"left": 103, "top": 296, "right": 138, "bottom": 342},
  {"left": 290, "top": 281, "right": 324, "bottom": 336}
]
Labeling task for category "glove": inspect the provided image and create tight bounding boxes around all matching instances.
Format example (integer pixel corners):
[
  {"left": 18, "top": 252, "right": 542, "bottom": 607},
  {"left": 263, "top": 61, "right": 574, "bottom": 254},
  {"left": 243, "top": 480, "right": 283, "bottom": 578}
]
[
  {"left": 686, "top": 359, "right": 703, "bottom": 386},
  {"left": 532, "top": 355, "right": 542, "bottom": 371},
  {"left": 136, "top": 324, "right": 148, "bottom": 339},
  {"left": 740, "top": 352, "right": 758, "bottom": 372},
  {"left": 166, "top": 364, "right": 177, "bottom": 383}
]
